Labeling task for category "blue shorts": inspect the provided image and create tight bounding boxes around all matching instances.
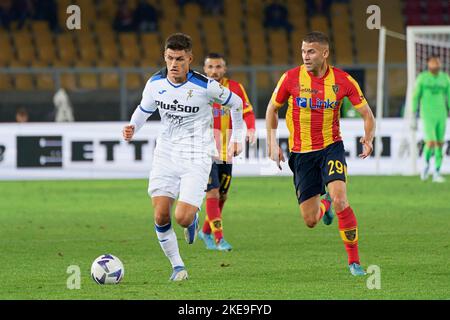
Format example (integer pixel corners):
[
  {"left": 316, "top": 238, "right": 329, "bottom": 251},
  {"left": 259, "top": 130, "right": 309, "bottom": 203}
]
[
  {"left": 206, "top": 162, "right": 233, "bottom": 194},
  {"left": 288, "top": 141, "right": 347, "bottom": 204}
]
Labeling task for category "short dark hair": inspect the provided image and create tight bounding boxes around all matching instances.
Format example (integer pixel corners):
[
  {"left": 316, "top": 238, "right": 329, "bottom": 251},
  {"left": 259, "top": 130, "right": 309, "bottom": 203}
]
[
  {"left": 165, "top": 33, "right": 193, "bottom": 52},
  {"left": 303, "top": 31, "right": 330, "bottom": 46},
  {"left": 427, "top": 55, "right": 440, "bottom": 62},
  {"left": 204, "top": 52, "right": 226, "bottom": 64}
]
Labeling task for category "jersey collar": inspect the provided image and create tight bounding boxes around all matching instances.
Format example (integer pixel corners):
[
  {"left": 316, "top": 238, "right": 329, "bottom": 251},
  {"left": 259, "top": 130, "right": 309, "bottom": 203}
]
[{"left": 166, "top": 70, "right": 194, "bottom": 88}]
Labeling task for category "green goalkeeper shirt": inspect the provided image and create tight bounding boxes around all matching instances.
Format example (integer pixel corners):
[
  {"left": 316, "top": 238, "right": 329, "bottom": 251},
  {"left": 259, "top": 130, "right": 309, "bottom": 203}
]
[{"left": 412, "top": 71, "right": 450, "bottom": 121}]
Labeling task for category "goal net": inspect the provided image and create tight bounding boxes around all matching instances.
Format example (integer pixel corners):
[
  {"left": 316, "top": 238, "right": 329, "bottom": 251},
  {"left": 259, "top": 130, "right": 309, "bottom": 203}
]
[{"left": 401, "top": 26, "right": 450, "bottom": 175}]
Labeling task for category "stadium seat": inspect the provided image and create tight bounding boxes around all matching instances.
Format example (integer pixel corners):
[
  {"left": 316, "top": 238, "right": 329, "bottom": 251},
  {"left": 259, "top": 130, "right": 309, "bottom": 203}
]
[
  {"left": 268, "top": 30, "right": 290, "bottom": 65},
  {"left": 56, "top": 34, "right": 77, "bottom": 64},
  {"left": 202, "top": 17, "right": 226, "bottom": 56},
  {"left": 98, "top": 34, "right": 120, "bottom": 64},
  {"left": 287, "top": 0, "right": 307, "bottom": 32},
  {"left": 97, "top": 0, "right": 118, "bottom": 22},
  {"left": 75, "top": 61, "right": 98, "bottom": 90},
  {"left": 246, "top": 0, "right": 265, "bottom": 20},
  {"left": 0, "top": 74, "right": 13, "bottom": 90},
  {"left": 31, "top": 21, "right": 50, "bottom": 34},
  {"left": 119, "top": 60, "right": 142, "bottom": 90},
  {"left": 183, "top": 2, "right": 202, "bottom": 20},
  {"left": 0, "top": 34, "right": 14, "bottom": 66},
  {"left": 119, "top": 33, "right": 141, "bottom": 63},
  {"left": 13, "top": 31, "right": 36, "bottom": 63},
  {"left": 310, "top": 15, "right": 329, "bottom": 33},
  {"left": 36, "top": 36, "right": 57, "bottom": 64},
  {"left": 246, "top": 18, "right": 268, "bottom": 65},
  {"left": 224, "top": 0, "right": 244, "bottom": 21},
  {"left": 140, "top": 33, "right": 163, "bottom": 66},
  {"left": 97, "top": 60, "right": 119, "bottom": 90},
  {"left": 77, "top": 34, "right": 98, "bottom": 63},
  {"left": 256, "top": 71, "right": 272, "bottom": 90},
  {"left": 160, "top": 0, "right": 181, "bottom": 25},
  {"left": 330, "top": 2, "right": 354, "bottom": 65},
  {"left": 93, "top": 20, "right": 115, "bottom": 38},
  {"left": 159, "top": 19, "right": 178, "bottom": 43},
  {"left": 179, "top": 20, "right": 204, "bottom": 61},
  {"left": 9, "top": 60, "right": 34, "bottom": 90},
  {"left": 32, "top": 60, "right": 54, "bottom": 90},
  {"left": 227, "top": 34, "right": 247, "bottom": 65},
  {"left": 52, "top": 60, "right": 77, "bottom": 91}
]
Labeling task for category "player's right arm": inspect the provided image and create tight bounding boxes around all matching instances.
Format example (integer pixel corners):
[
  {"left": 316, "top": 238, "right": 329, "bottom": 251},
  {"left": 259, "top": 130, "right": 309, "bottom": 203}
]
[
  {"left": 266, "top": 72, "right": 289, "bottom": 169},
  {"left": 123, "top": 80, "right": 157, "bottom": 141},
  {"left": 412, "top": 73, "right": 423, "bottom": 116}
]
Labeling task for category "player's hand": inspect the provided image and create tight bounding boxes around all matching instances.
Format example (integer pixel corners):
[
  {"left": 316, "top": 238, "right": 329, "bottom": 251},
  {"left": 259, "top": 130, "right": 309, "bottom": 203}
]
[
  {"left": 268, "top": 142, "right": 285, "bottom": 170},
  {"left": 228, "top": 141, "right": 243, "bottom": 157},
  {"left": 359, "top": 136, "right": 373, "bottom": 159},
  {"left": 122, "top": 124, "right": 135, "bottom": 141},
  {"left": 246, "top": 129, "right": 257, "bottom": 145}
]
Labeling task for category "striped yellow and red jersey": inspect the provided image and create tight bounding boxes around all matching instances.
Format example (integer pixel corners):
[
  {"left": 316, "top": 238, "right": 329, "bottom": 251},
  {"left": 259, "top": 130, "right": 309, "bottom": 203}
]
[
  {"left": 271, "top": 64, "right": 367, "bottom": 153},
  {"left": 213, "top": 77, "right": 255, "bottom": 162}
]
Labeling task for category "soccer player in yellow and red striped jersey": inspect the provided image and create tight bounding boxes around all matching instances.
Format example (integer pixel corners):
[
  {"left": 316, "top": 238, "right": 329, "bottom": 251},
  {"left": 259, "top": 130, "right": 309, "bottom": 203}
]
[
  {"left": 198, "top": 53, "right": 256, "bottom": 251},
  {"left": 266, "top": 31, "right": 376, "bottom": 276}
]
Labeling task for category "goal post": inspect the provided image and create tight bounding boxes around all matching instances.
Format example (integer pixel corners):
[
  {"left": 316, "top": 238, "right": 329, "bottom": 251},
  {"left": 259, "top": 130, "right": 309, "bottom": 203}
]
[{"left": 402, "top": 26, "right": 450, "bottom": 175}]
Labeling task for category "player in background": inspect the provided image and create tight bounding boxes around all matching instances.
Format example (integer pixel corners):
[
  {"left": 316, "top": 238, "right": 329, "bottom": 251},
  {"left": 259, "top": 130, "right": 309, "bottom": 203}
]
[
  {"left": 198, "top": 53, "right": 256, "bottom": 251},
  {"left": 122, "top": 33, "right": 244, "bottom": 281},
  {"left": 412, "top": 56, "right": 450, "bottom": 183},
  {"left": 265, "top": 31, "right": 375, "bottom": 276}
]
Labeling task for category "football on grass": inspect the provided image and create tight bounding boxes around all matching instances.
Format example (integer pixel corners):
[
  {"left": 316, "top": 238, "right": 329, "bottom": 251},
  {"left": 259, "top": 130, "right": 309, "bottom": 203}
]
[{"left": 91, "top": 254, "right": 124, "bottom": 284}]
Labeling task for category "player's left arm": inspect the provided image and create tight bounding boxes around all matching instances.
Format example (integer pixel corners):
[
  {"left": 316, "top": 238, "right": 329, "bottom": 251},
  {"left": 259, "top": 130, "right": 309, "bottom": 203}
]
[
  {"left": 345, "top": 75, "right": 376, "bottom": 159},
  {"left": 236, "top": 83, "right": 256, "bottom": 145},
  {"left": 208, "top": 80, "right": 244, "bottom": 156},
  {"left": 355, "top": 104, "right": 376, "bottom": 159}
]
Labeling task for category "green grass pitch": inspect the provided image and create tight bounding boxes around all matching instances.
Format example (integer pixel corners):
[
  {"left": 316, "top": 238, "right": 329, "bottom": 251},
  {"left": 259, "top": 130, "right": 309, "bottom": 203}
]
[{"left": 1, "top": 176, "right": 449, "bottom": 300}]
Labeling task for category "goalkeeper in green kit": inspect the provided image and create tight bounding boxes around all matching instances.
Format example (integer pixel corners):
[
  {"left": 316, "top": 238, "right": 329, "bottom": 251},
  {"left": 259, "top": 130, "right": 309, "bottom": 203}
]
[{"left": 412, "top": 56, "right": 450, "bottom": 183}]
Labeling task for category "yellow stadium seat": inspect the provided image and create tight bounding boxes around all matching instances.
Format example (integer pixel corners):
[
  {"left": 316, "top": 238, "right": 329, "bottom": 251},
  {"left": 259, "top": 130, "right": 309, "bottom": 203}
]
[
  {"left": 93, "top": 20, "right": 115, "bottom": 38},
  {"left": 32, "top": 61, "right": 54, "bottom": 90},
  {"left": 31, "top": 21, "right": 50, "bottom": 34},
  {"left": 56, "top": 34, "right": 77, "bottom": 63},
  {"left": 119, "top": 61, "right": 142, "bottom": 90},
  {"left": 160, "top": 0, "right": 181, "bottom": 23},
  {"left": 140, "top": 33, "right": 163, "bottom": 65},
  {"left": 97, "top": 0, "right": 117, "bottom": 22},
  {"left": 224, "top": 0, "right": 243, "bottom": 20},
  {"left": 75, "top": 61, "right": 98, "bottom": 90},
  {"left": 13, "top": 32, "right": 36, "bottom": 63},
  {"left": 268, "top": 30, "right": 289, "bottom": 65},
  {"left": 77, "top": 34, "right": 98, "bottom": 63},
  {"left": 183, "top": 2, "right": 202, "bottom": 20},
  {"left": 247, "top": 30, "right": 268, "bottom": 65},
  {"left": 159, "top": 20, "right": 178, "bottom": 43},
  {"left": 203, "top": 17, "right": 225, "bottom": 55},
  {"left": 52, "top": 60, "right": 77, "bottom": 91},
  {"left": 227, "top": 35, "right": 247, "bottom": 65},
  {"left": 119, "top": 33, "right": 141, "bottom": 63},
  {"left": 0, "top": 74, "right": 13, "bottom": 90},
  {"left": 10, "top": 60, "right": 34, "bottom": 90},
  {"left": 179, "top": 20, "right": 203, "bottom": 60},
  {"left": 246, "top": 0, "right": 265, "bottom": 19},
  {"left": 97, "top": 60, "right": 119, "bottom": 89},
  {"left": 310, "top": 15, "right": 329, "bottom": 33},
  {"left": 256, "top": 72, "right": 272, "bottom": 90},
  {"left": 98, "top": 35, "right": 119, "bottom": 64},
  {"left": 0, "top": 34, "right": 14, "bottom": 65}
]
